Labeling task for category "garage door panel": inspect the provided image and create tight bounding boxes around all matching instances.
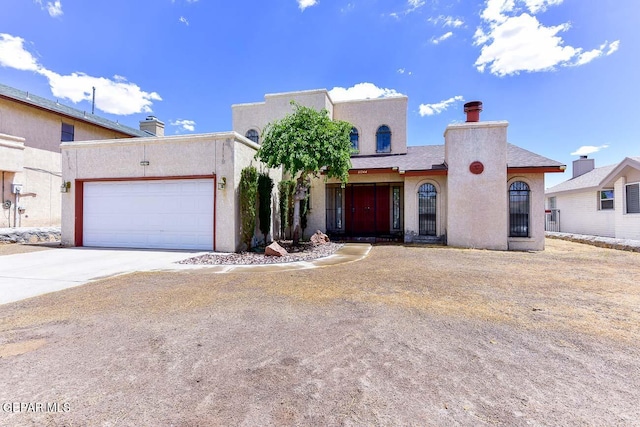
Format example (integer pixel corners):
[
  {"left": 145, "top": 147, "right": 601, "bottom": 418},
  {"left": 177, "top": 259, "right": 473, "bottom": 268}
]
[{"left": 83, "top": 179, "right": 214, "bottom": 250}]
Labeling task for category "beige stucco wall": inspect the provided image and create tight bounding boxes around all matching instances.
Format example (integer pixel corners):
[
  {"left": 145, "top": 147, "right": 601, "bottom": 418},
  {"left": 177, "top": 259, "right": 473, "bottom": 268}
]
[
  {"left": 0, "top": 133, "right": 25, "bottom": 172},
  {"left": 445, "top": 121, "right": 509, "bottom": 250},
  {"left": 403, "top": 175, "right": 448, "bottom": 241},
  {"left": 0, "top": 97, "right": 136, "bottom": 153},
  {"left": 232, "top": 90, "right": 333, "bottom": 140},
  {"left": 507, "top": 173, "right": 546, "bottom": 251},
  {"left": 61, "top": 132, "right": 269, "bottom": 252},
  {"left": 333, "top": 97, "right": 408, "bottom": 155}
]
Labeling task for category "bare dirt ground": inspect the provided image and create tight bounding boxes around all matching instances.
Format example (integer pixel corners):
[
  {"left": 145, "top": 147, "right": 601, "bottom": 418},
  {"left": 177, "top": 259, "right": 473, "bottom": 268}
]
[
  {"left": 1, "top": 239, "right": 639, "bottom": 426},
  {"left": 0, "top": 243, "right": 52, "bottom": 256}
]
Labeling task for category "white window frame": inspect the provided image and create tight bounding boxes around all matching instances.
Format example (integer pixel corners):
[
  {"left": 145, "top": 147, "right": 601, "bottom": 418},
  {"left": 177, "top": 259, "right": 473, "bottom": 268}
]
[
  {"left": 625, "top": 182, "right": 640, "bottom": 214},
  {"left": 599, "top": 189, "right": 614, "bottom": 210}
]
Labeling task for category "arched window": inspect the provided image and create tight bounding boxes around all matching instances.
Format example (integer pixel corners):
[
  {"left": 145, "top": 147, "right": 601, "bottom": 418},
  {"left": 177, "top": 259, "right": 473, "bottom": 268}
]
[
  {"left": 418, "top": 183, "right": 437, "bottom": 236},
  {"left": 509, "top": 181, "right": 530, "bottom": 237},
  {"left": 376, "top": 125, "right": 391, "bottom": 153},
  {"left": 349, "top": 127, "right": 359, "bottom": 151},
  {"left": 245, "top": 129, "right": 259, "bottom": 144}
]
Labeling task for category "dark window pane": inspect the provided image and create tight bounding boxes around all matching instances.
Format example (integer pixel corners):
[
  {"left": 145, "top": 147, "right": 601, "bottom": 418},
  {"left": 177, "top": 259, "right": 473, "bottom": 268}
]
[
  {"left": 376, "top": 125, "right": 391, "bottom": 153},
  {"left": 627, "top": 183, "right": 640, "bottom": 214},
  {"left": 509, "top": 181, "right": 529, "bottom": 237},
  {"left": 245, "top": 129, "right": 259, "bottom": 144},
  {"left": 61, "top": 123, "right": 74, "bottom": 142},
  {"left": 349, "top": 127, "right": 359, "bottom": 151}
]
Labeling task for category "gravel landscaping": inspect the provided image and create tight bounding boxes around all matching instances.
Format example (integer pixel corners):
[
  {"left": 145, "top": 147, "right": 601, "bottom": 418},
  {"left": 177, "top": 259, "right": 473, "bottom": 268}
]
[
  {"left": 179, "top": 241, "right": 343, "bottom": 265},
  {"left": 1, "top": 238, "right": 639, "bottom": 426}
]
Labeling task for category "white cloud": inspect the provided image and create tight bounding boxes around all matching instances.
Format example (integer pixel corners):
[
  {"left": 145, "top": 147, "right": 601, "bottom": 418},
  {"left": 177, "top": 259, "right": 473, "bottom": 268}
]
[
  {"left": 474, "top": 0, "right": 620, "bottom": 76},
  {"left": 328, "top": 83, "right": 405, "bottom": 102},
  {"left": 179, "top": 16, "right": 189, "bottom": 25},
  {"left": 0, "top": 33, "right": 161, "bottom": 115},
  {"left": 570, "top": 145, "right": 609, "bottom": 156},
  {"left": 429, "top": 15, "right": 464, "bottom": 28},
  {"left": 408, "top": 0, "right": 425, "bottom": 12},
  {"left": 171, "top": 119, "right": 196, "bottom": 132},
  {"left": 46, "top": 1, "right": 63, "bottom": 17},
  {"left": 431, "top": 32, "right": 453, "bottom": 44},
  {"left": 418, "top": 95, "right": 464, "bottom": 117},
  {"left": 0, "top": 34, "right": 41, "bottom": 71},
  {"left": 297, "top": 0, "right": 318, "bottom": 11},
  {"left": 606, "top": 40, "right": 620, "bottom": 56}
]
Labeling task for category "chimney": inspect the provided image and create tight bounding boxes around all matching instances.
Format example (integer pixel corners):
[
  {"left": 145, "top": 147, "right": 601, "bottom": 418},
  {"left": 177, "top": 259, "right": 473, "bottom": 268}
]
[
  {"left": 572, "top": 155, "right": 595, "bottom": 179},
  {"left": 139, "top": 115, "right": 165, "bottom": 136},
  {"left": 464, "top": 101, "right": 483, "bottom": 122}
]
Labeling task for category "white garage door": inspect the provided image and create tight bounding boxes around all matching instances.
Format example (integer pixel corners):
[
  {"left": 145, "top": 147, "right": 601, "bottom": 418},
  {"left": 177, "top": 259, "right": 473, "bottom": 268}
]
[{"left": 83, "top": 179, "right": 214, "bottom": 250}]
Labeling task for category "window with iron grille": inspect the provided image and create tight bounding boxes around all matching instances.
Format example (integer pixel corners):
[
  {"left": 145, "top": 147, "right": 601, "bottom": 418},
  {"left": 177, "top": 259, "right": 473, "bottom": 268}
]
[
  {"left": 418, "top": 183, "right": 437, "bottom": 236},
  {"left": 626, "top": 183, "right": 640, "bottom": 214},
  {"left": 509, "top": 181, "right": 530, "bottom": 237},
  {"left": 61, "top": 123, "right": 74, "bottom": 142},
  {"left": 349, "top": 127, "right": 359, "bottom": 151},
  {"left": 245, "top": 129, "right": 259, "bottom": 144},
  {"left": 392, "top": 186, "right": 401, "bottom": 230},
  {"left": 376, "top": 125, "right": 391, "bottom": 153},
  {"left": 599, "top": 190, "right": 614, "bottom": 210}
]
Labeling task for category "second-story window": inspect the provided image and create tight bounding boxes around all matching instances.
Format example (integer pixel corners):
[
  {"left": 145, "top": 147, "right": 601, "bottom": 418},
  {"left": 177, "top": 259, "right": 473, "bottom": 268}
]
[
  {"left": 61, "top": 123, "right": 74, "bottom": 142},
  {"left": 349, "top": 127, "right": 359, "bottom": 151},
  {"left": 245, "top": 129, "right": 259, "bottom": 144},
  {"left": 376, "top": 125, "right": 391, "bottom": 153}
]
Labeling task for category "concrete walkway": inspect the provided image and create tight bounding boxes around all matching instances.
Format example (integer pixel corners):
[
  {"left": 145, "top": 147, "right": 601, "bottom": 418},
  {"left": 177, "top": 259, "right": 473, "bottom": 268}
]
[{"left": 0, "top": 244, "right": 371, "bottom": 305}]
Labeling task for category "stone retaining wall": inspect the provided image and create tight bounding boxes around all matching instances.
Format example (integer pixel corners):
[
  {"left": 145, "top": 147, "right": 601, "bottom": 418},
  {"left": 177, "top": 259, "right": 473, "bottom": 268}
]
[
  {"left": 546, "top": 232, "right": 640, "bottom": 253},
  {"left": 0, "top": 227, "right": 61, "bottom": 244}
]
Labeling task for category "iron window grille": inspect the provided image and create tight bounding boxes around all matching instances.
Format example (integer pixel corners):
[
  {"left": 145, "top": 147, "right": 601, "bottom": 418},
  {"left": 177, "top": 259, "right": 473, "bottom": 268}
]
[
  {"left": 509, "top": 181, "right": 530, "bottom": 237},
  {"left": 418, "top": 183, "right": 437, "bottom": 236},
  {"left": 245, "top": 129, "right": 259, "bottom": 144},
  {"left": 349, "top": 127, "right": 359, "bottom": 151}
]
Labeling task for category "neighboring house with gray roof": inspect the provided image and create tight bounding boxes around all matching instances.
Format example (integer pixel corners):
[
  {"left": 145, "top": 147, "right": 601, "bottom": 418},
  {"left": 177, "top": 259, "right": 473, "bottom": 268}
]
[
  {"left": 545, "top": 156, "right": 640, "bottom": 239},
  {"left": 0, "top": 83, "right": 161, "bottom": 228},
  {"left": 60, "top": 88, "right": 564, "bottom": 252}
]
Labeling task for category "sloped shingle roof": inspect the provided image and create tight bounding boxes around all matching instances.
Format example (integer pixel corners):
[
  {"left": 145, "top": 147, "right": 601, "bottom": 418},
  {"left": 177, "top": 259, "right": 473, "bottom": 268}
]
[
  {"left": 350, "top": 143, "right": 563, "bottom": 172},
  {"left": 546, "top": 163, "right": 618, "bottom": 194},
  {"left": 0, "top": 83, "right": 147, "bottom": 137}
]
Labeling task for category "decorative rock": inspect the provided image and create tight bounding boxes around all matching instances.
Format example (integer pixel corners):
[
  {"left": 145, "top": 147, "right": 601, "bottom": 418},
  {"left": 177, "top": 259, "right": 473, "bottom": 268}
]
[
  {"left": 265, "top": 241, "right": 288, "bottom": 257},
  {"left": 0, "top": 227, "right": 61, "bottom": 244},
  {"left": 310, "top": 230, "right": 330, "bottom": 246}
]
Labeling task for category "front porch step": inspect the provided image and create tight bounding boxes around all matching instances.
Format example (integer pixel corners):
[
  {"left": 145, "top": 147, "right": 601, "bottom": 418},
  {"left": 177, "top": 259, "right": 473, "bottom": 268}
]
[{"left": 409, "top": 235, "right": 445, "bottom": 245}]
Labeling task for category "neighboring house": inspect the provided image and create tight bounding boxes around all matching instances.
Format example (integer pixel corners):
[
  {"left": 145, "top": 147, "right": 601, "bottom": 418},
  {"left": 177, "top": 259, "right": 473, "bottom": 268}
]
[
  {"left": 61, "top": 88, "right": 564, "bottom": 252},
  {"left": 545, "top": 156, "right": 640, "bottom": 240},
  {"left": 0, "top": 83, "right": 153, "bottom": 228}
]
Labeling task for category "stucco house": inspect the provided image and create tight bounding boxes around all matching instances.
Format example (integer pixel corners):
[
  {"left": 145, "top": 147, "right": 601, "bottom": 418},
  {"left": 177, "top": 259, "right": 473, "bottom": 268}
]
[
  {"left": 61, "top": 88, "right": 564, "bottom": 252},
  {"left": 545, "top": 156, "right": 640, "bottom": 239},
  {"left": 0, "top": 83, "right": 151, "bottom": 228}
]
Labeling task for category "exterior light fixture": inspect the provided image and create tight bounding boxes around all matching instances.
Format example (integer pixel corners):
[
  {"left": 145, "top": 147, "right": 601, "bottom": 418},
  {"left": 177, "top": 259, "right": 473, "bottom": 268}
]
[
  {"left": 60, "top": 181, "right": 71, "bottom": 193},
  {"left": 218, "top": 177, "right": 227, "bottom": 190}
]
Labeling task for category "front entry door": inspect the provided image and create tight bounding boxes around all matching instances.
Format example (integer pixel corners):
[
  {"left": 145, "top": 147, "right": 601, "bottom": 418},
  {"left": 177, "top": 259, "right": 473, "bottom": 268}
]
[{"left": 345, "top": 184, "right": 390, "bottom": 235}]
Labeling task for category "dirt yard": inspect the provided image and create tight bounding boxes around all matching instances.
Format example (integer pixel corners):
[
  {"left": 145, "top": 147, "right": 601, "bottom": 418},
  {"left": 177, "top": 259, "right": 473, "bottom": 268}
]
[{"left": 1, "top": 239, "right": 639, "bottom": 426}]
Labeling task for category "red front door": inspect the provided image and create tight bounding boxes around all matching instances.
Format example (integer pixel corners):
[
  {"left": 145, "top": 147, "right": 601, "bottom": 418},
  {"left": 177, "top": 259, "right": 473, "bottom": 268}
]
[{"left": 345, "top": 185, "right": 390, "bottom": 235}]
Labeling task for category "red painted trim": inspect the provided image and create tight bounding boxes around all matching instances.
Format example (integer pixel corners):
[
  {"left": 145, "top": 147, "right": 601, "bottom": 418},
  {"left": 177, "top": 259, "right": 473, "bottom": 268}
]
[
  {"left": 74, "top": 180, "right": 84, "bottom": 247},
  {"left": 75, "top": 175, "right": 216, "bottom": 249},
  {"left": 507, "top": 167, "right": 565, "bottom": 174},
  {"left": 213, "top": 175, "right": 217, "bottom": 252},
  {"left": 402, "top": 169, "right": 448, "bottom": 176}
]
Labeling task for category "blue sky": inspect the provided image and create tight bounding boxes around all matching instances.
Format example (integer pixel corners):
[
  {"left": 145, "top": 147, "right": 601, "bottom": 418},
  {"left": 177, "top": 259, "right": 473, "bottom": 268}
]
[{"left": 1, "top": 0, "right": 636, "bottom": 187}]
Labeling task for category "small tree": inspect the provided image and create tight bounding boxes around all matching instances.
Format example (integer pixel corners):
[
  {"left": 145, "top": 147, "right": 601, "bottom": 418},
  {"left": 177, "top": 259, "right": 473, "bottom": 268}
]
[
  {"left": 257, "top": 172, "right": 274, "bottom": 244},
  {"left": 239, "top": 165, "right": 258, "bottom": 250},
  {"left": 256, "top": 102, "right": 352, "bottom": 244},
  {"left": 278, "top": 180, "right": 290, "bottom": 238}
]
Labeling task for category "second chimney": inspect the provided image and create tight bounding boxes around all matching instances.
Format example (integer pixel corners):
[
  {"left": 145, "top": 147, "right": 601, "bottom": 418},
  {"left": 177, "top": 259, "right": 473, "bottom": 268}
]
[
  {"left": 464, "top": 101, "right": 483, "bottom": 122},
  {"left": 139, "top": 115, "right": 165, "bottom": 137},
  {"left": 572, "top": 155, "right": 595, "bottom": 179}
]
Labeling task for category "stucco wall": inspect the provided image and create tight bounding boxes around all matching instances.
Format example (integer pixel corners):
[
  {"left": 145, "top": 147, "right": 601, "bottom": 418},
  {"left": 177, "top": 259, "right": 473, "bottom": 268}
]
[
  {"left": 548, "top": 190, "right": 615, "bottom": 238},
  {"left": 0, "top": 97, "right": 136, "bottom": 153},
  {"left": 444, "top": 121, "right": 508, "bottom": 250},
  {"left": 333, "top": 97, "right": 408, "bottom": 156},
  {"left": 232, "top": 90, "right": 333, "bottom": 140},
  {"left": 61, "top": 133, "right": 263, "bottom": 252},
  {"left": 403, "top": 175, "right": 447, "bottom": 241}
]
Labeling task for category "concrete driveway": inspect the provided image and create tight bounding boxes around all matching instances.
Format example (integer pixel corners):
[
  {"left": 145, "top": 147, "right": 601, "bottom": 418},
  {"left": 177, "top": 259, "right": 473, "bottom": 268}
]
[{"left": 0, "top": 247, "right": 202, "bottom": 305}]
